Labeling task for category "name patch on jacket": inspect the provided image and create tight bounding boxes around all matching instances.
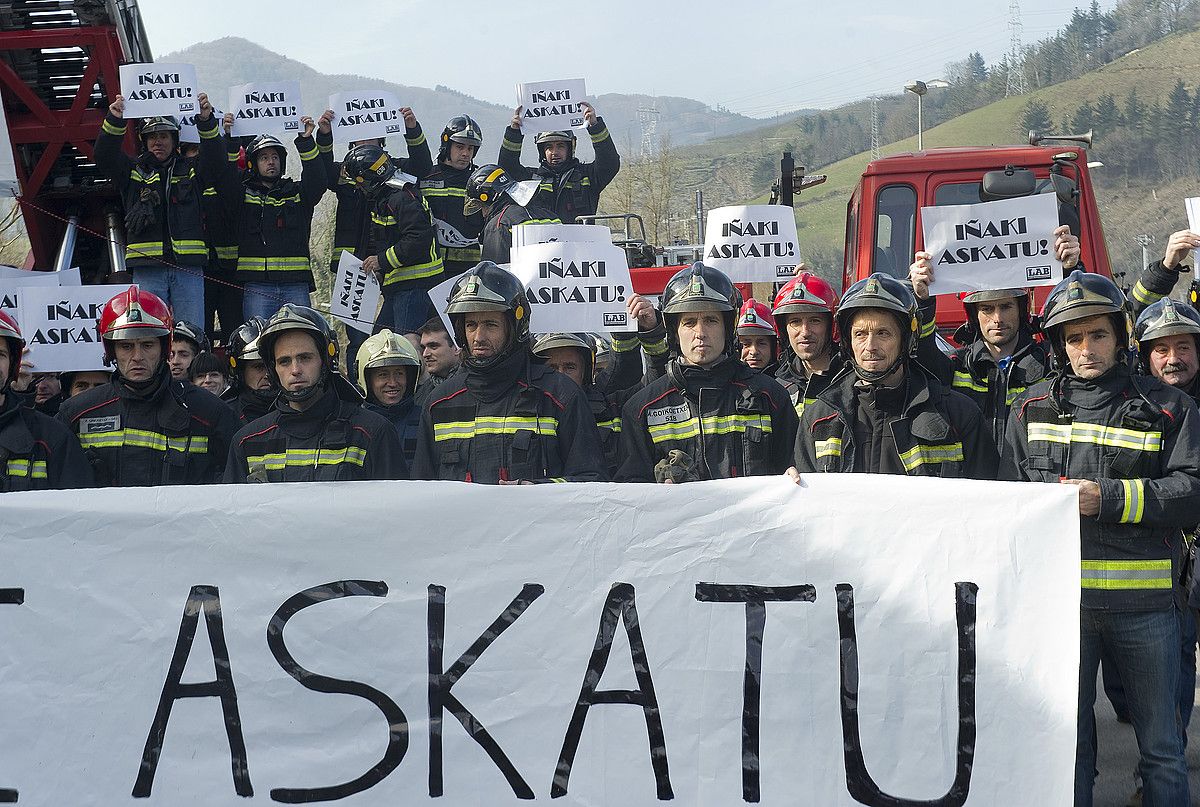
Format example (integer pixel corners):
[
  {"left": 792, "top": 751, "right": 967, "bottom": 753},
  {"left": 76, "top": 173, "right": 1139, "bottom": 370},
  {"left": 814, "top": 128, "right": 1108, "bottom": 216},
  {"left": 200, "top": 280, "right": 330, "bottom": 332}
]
[
  {"left": 79, "top": 415, "right": 120, "bottom": 434},
  {"left": 646, "top": 404, "right": 690, "bottom": 427},
  {"left": 420, "top": 180, "right": 445, "bottom": 189}
]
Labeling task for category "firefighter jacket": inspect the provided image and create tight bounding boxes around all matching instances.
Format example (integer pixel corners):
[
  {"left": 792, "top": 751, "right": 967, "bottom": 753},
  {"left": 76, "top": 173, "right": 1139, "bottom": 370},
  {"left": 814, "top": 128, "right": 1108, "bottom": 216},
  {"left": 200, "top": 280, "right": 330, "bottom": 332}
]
[
  {"left": 220, "top": 133, "right": 328, "bottom": 286},
  {"left": 1130, "top": 258, "right": 1191, "bottom": 318},
  {"left": 775, "top": 352, "right": 844, "bottom": 419},
  {"left": 95, "top": 112, "right": 224, "bottom": 270},
  {"left": 950, "top": 332, "right": 1050, "bottom": 449},
  {"left": 230, "top": 387, "right": 276, "bottom": 426},
  {"left": 364, "top": 396, "right": 421, "bottom": 470},
  {"left": 225, "top": 379, "right": 408, "bottom": 483},
  {"left": 0, "top": 392, "right": 93, "bottom": 491},
  {"left": 359, "top": 184, "right": 445, "bottom": 294},
  {"left": 498, "top": 118, "right": 620, "bottom": 223},
  {"left": 1002, "top": 366, "right": 1200, "bottom": 611},
  {"left": 480, "top": 202, "right": 561, "bottom": 265},
  {"left": 317, "top": 126, "right": 432, "bottom": 271},
  {"left": 420, "top": 162, "right": 484, "bottom": 272},
  {"left": 616, "top": 356, "right": 798, "bottom": 482},
  {"left": 411, "top": 349, "right": 605, "bottom": 483},
  {"left": 794, "top": 366, "right": 997, "bottom": 479},
  {"left": 57, "top": 367, "right": 237, "bottom": 487}
]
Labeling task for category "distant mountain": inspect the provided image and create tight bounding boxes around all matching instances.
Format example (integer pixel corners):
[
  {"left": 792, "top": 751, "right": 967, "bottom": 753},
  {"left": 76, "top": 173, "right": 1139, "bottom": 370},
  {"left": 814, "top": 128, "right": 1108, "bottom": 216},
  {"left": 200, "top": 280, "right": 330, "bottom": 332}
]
[{"left": 160, "top": 38, "right": 806, "bottom": 163}]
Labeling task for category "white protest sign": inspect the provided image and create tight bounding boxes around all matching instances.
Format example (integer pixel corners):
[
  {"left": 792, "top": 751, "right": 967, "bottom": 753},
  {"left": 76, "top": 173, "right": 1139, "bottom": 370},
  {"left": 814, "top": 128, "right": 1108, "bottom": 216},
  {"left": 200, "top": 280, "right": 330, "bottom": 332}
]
[
  {"left": 703, "top": 205, "right": 800, "bottom": 282},
  {"left": 432, "top": 218, "right": 478, "bottom": 249},
  {"left": 118, "top": 63, "right": 199, "bottom": 118},
  {"left": 0, "top": 267, "right": 82, "bottom": 319},
  {"left": 922, "top": 194, "right": 1062, "bottom": 295},
  {"left": 329, "top": 252, "right": 381, "bottom": 335},
  {"left": 1186, "top": 197, "right": 1200, "bottom": 233},
  {"left": 427, "top": 271, "right": 462, "bottom": 345},
  {"left": 510, "top": 241, "right": 634, "bottom": 332},
  {"left": 15, "top": 284, "right": 127, "bottom": 372},
  {"left": 228, "top": 81, "right": 302, "bottom": 138},
  {"left": 512, "top": 223, "right": 612, "bottom": 251},
  {"left": 329, "top": 90, "right": 405, "bottom": 143},
  {"left": 0, "top": 475, "right": 1079, "bottom": 805},
  {"left": 178, "top": 107, "right": 223, "bottom": 144},
  {"left": 516, "top": 78, "right": 588, "bottom": 132}
]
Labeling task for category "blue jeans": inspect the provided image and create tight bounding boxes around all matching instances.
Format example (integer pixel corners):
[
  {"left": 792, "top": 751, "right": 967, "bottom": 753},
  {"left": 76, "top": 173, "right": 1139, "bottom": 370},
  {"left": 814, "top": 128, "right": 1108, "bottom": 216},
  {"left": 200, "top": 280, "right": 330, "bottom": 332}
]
[
  {"left": 132, "top": 265, "right": 205, "bottom": 328},
  {"left": 375, "top": 288, "right": 436, "bottom": 336},
  {"left": 242, "top": 281, "right": 310, "bottom": 322},
  {"left": 1077, "top": 607, "right": 1188, "bottom": 807}
]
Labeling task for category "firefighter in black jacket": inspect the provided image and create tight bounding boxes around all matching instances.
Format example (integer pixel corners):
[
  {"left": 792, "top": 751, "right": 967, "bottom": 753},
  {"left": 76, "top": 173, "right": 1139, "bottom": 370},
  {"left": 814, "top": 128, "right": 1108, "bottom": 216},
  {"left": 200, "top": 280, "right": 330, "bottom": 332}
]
[
  {"left": 772, "top": 272, "right": 844, "bottom": 419},
  {"left": 411, "top": 262, "right": 605, "bottom": 483},
  {"left": 1001, "top": 271, "right": 1200, "bottom": 806},
  {"left": 617, "top": 263, "right": 798, "bottom": 483},
  {"left": 790, "top": 273, "right": 997, "bottom": 479},
  {"left": 225, "top": 316, "right": 277, "bottom": 425},
  {"left": 96, "top": 93, "right": 223, "bottom": 327},
  {"left": 57, "top": 287, "right": 236, "bottom": 487},
  {"left": 225, "top": 305, "right": 407, "bottom": 483},
  {"left": 356, "top": 330, "right": 423, "bottom": 469},
  {"left": 341, "top": 143, "right": 445, "bottom": 336},
  {"left": 0, "top": 312, "right": 92, "bottom": 491},
  {"left": 218, "top": 113, "right": 328, "bottom": 321},
  {"left": 421, "top": 115, "right": 485, "bottom": 276},
  {"left": 465, "top": 164, "right": 560, "bottom": 264},
  {"left": 498, "top": 101, "right": 620, "bottom": 223},
  {"left": 1126, "top": 228, "right": 1200, "bottom": 317}
]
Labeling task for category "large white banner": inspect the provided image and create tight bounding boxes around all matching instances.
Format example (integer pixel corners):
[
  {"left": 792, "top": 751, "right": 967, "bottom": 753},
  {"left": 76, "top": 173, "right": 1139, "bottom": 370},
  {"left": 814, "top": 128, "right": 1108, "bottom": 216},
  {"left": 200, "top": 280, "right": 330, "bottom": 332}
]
[
  {"left": 118, "top": 62, "right": 199, "bottom": 118},
  {"left": 0, "top": 476, "right": 1079, "bottom": 806},
  {"left": 228, "top": 81, "right": 303, "bottom": 138},
  {"left": 329, "top": 90, "right": 405, "bottom": 143},
  {"left": 329, "top": 252, "right": 381, "bottom": 335},
  {"left": 516, "top": 78, "right": 588, "bottom": 132},
  {"left": 922, "top": 194, "right": 1062, "bottom": 295},
  {"left": 14, "top": 283, "right": 126, "bottom": 372},
  {"left": 703, "top": 205, "right": 801, "bottom": 282},
  {"left": 510, "top": 240, "right": 634, "bottom": 332}
]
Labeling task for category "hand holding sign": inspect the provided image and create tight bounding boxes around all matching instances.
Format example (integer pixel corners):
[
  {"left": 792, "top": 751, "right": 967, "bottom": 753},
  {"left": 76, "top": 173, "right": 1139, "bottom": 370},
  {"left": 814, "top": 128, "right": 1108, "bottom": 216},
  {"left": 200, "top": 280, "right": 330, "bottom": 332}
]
[
  {"left": 1164, "top": 228, "right": 1200, "bottom": 270},
  {"left": 329, "top": 252, "right": 381, "bottom": 334}
]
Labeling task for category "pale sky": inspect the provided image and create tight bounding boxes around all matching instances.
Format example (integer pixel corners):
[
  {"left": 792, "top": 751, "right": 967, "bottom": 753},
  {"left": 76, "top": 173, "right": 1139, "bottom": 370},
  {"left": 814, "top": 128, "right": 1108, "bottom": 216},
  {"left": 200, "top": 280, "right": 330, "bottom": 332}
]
[{"left": 138, "top": 0, "right": 1092, "bottom": 117}]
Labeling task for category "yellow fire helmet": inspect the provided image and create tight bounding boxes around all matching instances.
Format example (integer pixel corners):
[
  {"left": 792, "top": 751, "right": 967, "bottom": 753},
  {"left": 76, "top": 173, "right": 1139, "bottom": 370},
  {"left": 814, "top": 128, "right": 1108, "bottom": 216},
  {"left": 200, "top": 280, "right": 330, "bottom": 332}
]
[{"left": 355, "top": 329, "right": 423, "bottom": 397}]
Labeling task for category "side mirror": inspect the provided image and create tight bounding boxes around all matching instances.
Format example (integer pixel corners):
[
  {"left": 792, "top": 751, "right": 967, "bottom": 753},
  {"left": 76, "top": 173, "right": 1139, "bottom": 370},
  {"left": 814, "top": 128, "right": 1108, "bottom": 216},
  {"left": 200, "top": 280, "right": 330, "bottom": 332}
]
[{"left": 980, "top": 165, "right": 1036, "bottom": 201}]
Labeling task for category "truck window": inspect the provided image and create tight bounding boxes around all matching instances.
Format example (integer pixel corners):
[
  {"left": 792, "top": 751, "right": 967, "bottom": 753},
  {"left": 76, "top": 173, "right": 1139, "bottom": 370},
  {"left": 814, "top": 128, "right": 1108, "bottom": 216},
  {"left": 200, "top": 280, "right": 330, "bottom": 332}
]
[
  {"left": 844, "top": 193, "right": 859, "bottom": 287},
  {"left": 872, "top": 184, "right": 916, "bottom": 278},
  {"left": 933, "top": 180, "right": 1054, "bottom": 206}
]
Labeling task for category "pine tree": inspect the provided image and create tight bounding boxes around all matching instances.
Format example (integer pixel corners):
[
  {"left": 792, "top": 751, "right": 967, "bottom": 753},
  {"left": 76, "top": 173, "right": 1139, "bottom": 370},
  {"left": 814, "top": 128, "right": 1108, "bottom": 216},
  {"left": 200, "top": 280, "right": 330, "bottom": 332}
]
[
  {"left": 1020, "top": 99, "right": 1054, "bottom": 137},
  {"left": 1093, "top": 94, "right": 1122, "bottom": 132},
  {"left": 1070, "top": 101, "right": 1095, "bottom": 133}
]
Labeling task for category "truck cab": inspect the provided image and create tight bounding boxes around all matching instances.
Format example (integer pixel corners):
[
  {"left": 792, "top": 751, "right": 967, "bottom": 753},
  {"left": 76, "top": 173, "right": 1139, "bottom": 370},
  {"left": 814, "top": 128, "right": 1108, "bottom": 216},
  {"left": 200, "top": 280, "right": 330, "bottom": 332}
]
[{"left": 843, "top": 138, "right": 1112, "bottom": 337}]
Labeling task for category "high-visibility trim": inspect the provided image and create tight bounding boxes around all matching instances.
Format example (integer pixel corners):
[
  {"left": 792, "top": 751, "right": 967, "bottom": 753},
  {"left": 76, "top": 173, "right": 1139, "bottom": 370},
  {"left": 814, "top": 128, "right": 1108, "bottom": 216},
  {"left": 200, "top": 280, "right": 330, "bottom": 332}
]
[
  {"left": 198, "top": 125, "right": 220, "bottom": 140},
  {"left": 647, "top": 414, "right": 772, "bottom": 444},
  {"left": 1028, "top": 422, "right": 1162, "bottom": 452},
  {"left": 382, "top": 247, "right": 443, "bottom": 285},
  {"left": 421, "top": 187, "right": 466, "bottom": 198},
  {"left": 202, "top": 187, "right": 217, "bottom": 197},
  {"left": 243, "top": 192, "right": 302, "bottom": 206},
  {"left": 597, "top": 417, "right": 622, "bottom": 433},
  {"left": 372, "top": 213, "right": 398, "bottom": 226},
  {"left": 214, "top": 245, "right": 239, "bottom": 261},
  {"left": 126, "top": 239, "right": 208, "bottom": 259},
  {"left": 1130, "top": 281, "right": 1161, "bottom": 306},
  {"left": 815, "top": 437, "right": 843, "bottom": 459},
  {"left": 1119, "top": 479, "right": 1146, "bottom": 524},
  {"left": 406, "top": 132, "right": 426, "bottom": 147},
  {"left": 79, "top": 429, "right": 209, "bottom": 454},
  {"left": 433, "top": 416, "right": 559, "bottom": 442},
  {"left": 1080, "top": 559, "right": 1172, "bottom": 590},
  {"left": 102, "top": 119, "right": 127, "bottom": 136},
  {"left": 169, "top": 169, "right": 196, "bottom": 184},
  {"left": 795, "top": 397, "right": 818, "bottom": 418},
  {"left": 6, "top": 459, "right": 48, "bottom": 479},
  {"left": 611, "top": 336, "right": 638, "bottom": 352},
  {"left": 899, "top": 442, "right": 964, "bottom": 472},
  {"left": 227, "top": 151, "right": 241, "bottom": 163},
  {"left": 1005, "top": 385, "right": 1027, "bottom": 406},
  {"left": 298, "top": 144, "right": 319, "bottom": 162},
  {"left": 524, "top": 218, "right": 560, "bottom": 225},
  {"left": 245, "top": 446, "right": 366, "bottom": 470},
  {"left": 920, "top": 318, "right": 936, "bottom": 338},
  {"left": 501, "top": 136, "right": 522, "bottom": 153},
  {"left": 538, "top": 183, "right": 555, "bottom": 192},
  {"left": 171, "top": 239, "right": 208, "bottom": 256},
  {"left": 236, "top": 256, "right": 311, "bottom": 273},
  {"left": 641, "top": 337, "right": 668, "bottom": 357},
  {"left": 548, "top": 477, "right": 567, "bottom": 483},
  {"left": 590, "top": 128, "right": 610, "bottom": 144},
  {"left": 332, "top": 246, "right": 357, "bottom": 263},
  {"left": 444, "top": 246, "right": 480, "bottom": 263},
  {"left": 952, "top": 372, "right": 988, "bottom": 394},
  {"left": 317, "top": 141, "right": 333, "bottom": 153}
]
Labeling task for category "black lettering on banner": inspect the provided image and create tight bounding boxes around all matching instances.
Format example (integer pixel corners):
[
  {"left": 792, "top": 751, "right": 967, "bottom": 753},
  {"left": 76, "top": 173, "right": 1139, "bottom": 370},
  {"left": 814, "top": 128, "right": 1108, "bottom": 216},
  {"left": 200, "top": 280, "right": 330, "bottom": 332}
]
[
  {"left": 132, "top": 586, "right": 252, "bottom": 798},
  {"left": 836, "top": 582, "right": 978, "bottom": 807},
  {"left": 266, "top": 580, "right": 407, "bottom": 803},
  {"left": 0, "top": 589, "right": 23, "bottom": 803},
  {"left": 694, "top": 584, "right": 817, "bottom": 803},
  {"left": 552, "top": 583, "right": 672, "bottom": 800},
  {"left": 427, "top": 584, "right": 543, "bottom": 799}
]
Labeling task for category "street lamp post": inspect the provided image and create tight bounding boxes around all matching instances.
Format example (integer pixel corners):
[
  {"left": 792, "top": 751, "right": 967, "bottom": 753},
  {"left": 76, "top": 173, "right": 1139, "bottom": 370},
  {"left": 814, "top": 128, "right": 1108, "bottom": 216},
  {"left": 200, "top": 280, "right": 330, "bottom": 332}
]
[{"left": 904, "top": 79, "right": 950, "bottom": 151}]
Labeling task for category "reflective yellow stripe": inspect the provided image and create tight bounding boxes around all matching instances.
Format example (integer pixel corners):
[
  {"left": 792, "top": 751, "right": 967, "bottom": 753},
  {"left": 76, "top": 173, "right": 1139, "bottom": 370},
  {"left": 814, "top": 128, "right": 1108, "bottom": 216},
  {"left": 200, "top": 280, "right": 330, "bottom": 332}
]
[
  {"left": 237, "top": 256, "right": 311, "bottom": 273},
  {"left": 168, "top": 168, "right": 197, "bottom": 184},
  {"left": 317, "top": 142, "right": 333, "bottom": 153},
  {"left": 383, "top": 242, "right": 443, "bottom": 286},
  {"left": 78, "top": 429, "right": 208, "bottom": 454},
  {"left": 372, "top": 214, "right": 398, "bottom": 226},
  {"left": 899, "top": 442, "right": 964, "bottom": 472},
  {"left": 214, "top": 245, "right": 239, "bottom": 261},
  {"left": 610, "top": 336, "right": 638, "bottom": 352},
  {"left": 1028, "top": 422, "right": 1162, "bottom": 452},
  {"left": 244, "top": 193, "right": 302, "bottom": 206},
  {"left": 647, "top": 414, "right": 772, "bottom": 444},
  {"left": 952, "top": 372, "right": 988, "bottom": 394},
  {"left": 501, "top": 136, "right": 522, "bottom": 153},
  {"left": 6, "top": 459, "right": 48, "bottom": 479},
  {"left": 1081, "top": 559, "right": 1172, "bottom": 590},
  {"left": 298, "top": 145, "right": 318, "bottom": 161},
  {"left": 1005, "top": 385, "right": 1027, "bottom": 406},
  {"left": 1131, "top": 281, "right": 1161, "bottom": 306},
  {"left": 245, "top": 447, "right": 366, "bottom": 470},
  {"left": 641, "top": 337, "right": 668, "bottom": 357},
  {"left": 421, "top": 187, "right": 466, "bottom": 198},
  {"left": 198, "top": 125, "right": 219, "bottom": 140},
  {"left": 920, "top": 319, "right": 936, "bottom": 338},
  {"left": 1119, "top": 479, "right": 1146, "bottom": 524},
  {"left": 433, "top": 416, "right": 559, "bottom": 442},
  {"left": 597, "top": 418, "right": 621, "bottom": 433},
  {"left": 444, "top": 246, "right": 480, "bottom": 263},
  {"left": 127, "top": 242, "right": 165, "bottom": 257},
  {"left": 815, "top": 437, "right": 842, "bottom": 459},
  {"left": 590, "top": 128, "right": 610, "bottom": 144},
  {"left": 406, "top": 132, "right": 426, "bottom": 147},
  {"left": 102, "top": 119, "right": 127, "bottom": 136},
  {"left": 795, "top": 397, "right": 817, "bottom": 418}
]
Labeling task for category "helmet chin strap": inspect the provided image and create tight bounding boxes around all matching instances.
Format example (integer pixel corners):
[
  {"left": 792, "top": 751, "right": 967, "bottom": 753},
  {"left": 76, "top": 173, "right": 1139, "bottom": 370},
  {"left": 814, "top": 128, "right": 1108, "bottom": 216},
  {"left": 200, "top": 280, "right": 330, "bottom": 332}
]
[
  {"left": 277, "top": 367, "right": 327, "bottom": 403},
  {"left": 850, "top": 353, "right": 906, "bottom": 385}
]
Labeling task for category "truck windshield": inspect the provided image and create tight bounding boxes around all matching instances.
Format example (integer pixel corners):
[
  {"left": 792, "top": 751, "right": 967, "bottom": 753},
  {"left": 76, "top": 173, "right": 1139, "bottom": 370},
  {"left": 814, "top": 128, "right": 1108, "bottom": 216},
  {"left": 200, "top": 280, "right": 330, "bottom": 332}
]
[
  {"left": 933, "top": 180, "right": 1055, "bottom": 206},
  {"left": 871, "top": 184, "right": 916, "bottom": 278}
]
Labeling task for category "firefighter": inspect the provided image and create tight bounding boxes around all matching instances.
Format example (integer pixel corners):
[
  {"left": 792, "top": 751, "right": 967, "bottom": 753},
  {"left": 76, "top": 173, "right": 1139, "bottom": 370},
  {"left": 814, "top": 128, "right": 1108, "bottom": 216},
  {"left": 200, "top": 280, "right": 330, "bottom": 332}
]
[
  {"left": 356, "top": 329, "right": 423, "bottom": 468},
  {"left": 464, "top": 164, "right": 560, "bottom": 264},
  {"left": 0, "top": 312, "right": 92, "bottom": 491},
  {"left": 225, "top": 305, "right": 407, "bottom": 483},
  {"left": 96, "top": 93, "right": 223, "bottom": 326},
  {"left": 168, "top": 319, "right": 209, "bottom": 381},
  {"left": 57, "top": 286, "right": 236, "bottom": 486},
  {"left": 790, "top": 273, "right": 996, "bottom": 479},
  {"left": 1001, "top": 270, "right": 1200, "bottom": 806},
  {"left": 414, "top": 317, "right": 462, "bottom": 405},
  {"left": 411, "top": 262, "right": 604, "bottom": 483},
  {"left": 218, "top": 113, "right": 328, "bottom": 320},
  {"left": 226, "top": 316, "right": 276, "bottom": 425},
  {"left": 616, "top": 263, "right": 797, "bottom": 483},
  {"left": 341, "top": 143, "right": 444, "bottom": 335},
  {"left": 532, "top": 332, "right": 622, "bottom": 477},
  {"left": 421, "top": 115, "right": 486, "bottom": 276},
  {"left": 771, "top": 272, "right": 842, "bottom": 418},
  {"left": 735, "top": 298, "right": 779, "bottom": 375},
  {"left": 498, "top": 101, "right": 620, "bottom": 223},
  {"left": 1125, "top": 229, "right": 1200, "bottom": 317},
  {"left": 62, "top": 371, "right": 110, "bottom": 399}
]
